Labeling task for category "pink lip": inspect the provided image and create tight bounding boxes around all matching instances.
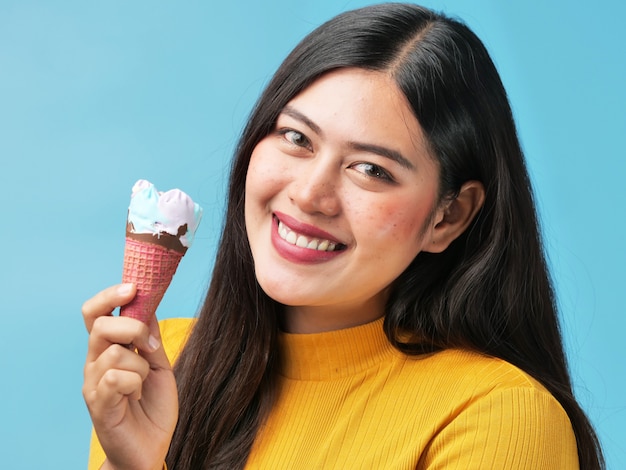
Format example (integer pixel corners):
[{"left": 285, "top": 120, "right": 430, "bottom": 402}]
[
  {"left": 271, "top": 211, "right": 346, "bottom": 264},
  {"left": 274, "top": 211, "right": 343, "bottom": 244}
]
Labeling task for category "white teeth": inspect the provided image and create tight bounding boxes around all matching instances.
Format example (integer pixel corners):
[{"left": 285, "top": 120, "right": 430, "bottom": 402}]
[
  {"left": 286, "top": 231, "right": 297, "bottom": 245},
  {"left": 277, "top": 220, "right": 340, "bottom": 252},
  {"left": 296, "top": 236, "right": 308, "bottom": 248},
  {"left": 279, "top": 223, "right": 289, "bottom": 239}
]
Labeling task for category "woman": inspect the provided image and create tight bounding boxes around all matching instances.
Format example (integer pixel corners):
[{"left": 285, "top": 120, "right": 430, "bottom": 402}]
[{"left": 83, "top": 3, "right": 604, "bottom": 469}]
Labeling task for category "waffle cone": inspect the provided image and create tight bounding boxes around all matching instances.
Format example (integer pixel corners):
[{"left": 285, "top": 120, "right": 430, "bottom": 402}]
[{"left": 120, "top": 237, "right": 183, "bottom": 323}]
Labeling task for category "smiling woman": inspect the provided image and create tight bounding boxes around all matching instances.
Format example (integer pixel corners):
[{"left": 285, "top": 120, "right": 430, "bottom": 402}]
[
  {"left": 245, "top": 68, "right": 484, "bottom": 334},
  {"left": 82, "top": 3, "right": 604, "bottom": 469}
]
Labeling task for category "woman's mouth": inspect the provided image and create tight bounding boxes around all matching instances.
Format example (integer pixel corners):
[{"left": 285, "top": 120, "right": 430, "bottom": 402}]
[{"left": 277, "top": 219, "right": 345, "bottom": 252}]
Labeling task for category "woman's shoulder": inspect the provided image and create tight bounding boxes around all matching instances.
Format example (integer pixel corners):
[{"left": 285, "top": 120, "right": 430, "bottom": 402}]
[
  {"left": 402, "top": 349, "right": 579, "bottom": 468},
  {"left": 397, "top": 348, "right": 563, "bottom": 411},
  {"left": 158, "top": 317, "right": 195, "bottom": 365},
  {"left": 398, "top": 348, "right": 576, "bottom": 437},
  {"left": 417, "top": 348, "right": 548, "bottom": 392}
]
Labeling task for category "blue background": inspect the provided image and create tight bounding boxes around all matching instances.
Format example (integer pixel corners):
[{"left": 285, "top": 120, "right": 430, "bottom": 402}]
[{"left": 1, "top": 0, "right": 624, "bottom": 468}]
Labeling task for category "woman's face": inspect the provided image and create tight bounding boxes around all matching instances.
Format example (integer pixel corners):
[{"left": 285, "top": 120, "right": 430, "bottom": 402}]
[{"left": 245, "top": 68, "right": 443, "bottom": 333}]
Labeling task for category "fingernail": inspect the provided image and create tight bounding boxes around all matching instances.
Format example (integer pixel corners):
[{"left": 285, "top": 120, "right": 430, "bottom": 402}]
[
  {"left": 118, "top": 283, "right": 133, "bottom": 295},
  {"left": 148, "top": 335, "right": 161, "bottom": 352}
]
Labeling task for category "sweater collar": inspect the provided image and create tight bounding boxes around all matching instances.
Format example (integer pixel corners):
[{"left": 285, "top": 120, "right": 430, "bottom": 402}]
[{"left": 277, "top": 317, "right": 397, "bottom": 381}]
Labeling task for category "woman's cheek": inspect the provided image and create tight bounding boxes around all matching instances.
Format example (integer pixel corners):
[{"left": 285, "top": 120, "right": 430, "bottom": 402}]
[
  {"left": 247, "top": 151, "right": 287, "bottom": 203},
  {"left": 368, "top": 197, "right": 433, "bottom": 244}
]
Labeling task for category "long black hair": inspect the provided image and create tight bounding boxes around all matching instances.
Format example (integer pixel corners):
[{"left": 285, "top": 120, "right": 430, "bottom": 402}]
[{"left": 168, "top": 4, "right": 604, "bottom": 468}]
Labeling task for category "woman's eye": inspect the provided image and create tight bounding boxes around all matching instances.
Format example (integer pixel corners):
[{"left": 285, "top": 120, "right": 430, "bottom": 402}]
[
  {"left": 281, "top": 130, "right": 312, "bottom": 150},
  {"left": 351, "top": 162, "right": 394, "bottom": 182}
]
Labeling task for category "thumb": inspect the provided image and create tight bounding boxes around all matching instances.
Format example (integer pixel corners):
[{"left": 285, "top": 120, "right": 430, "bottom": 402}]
[{"left": 137, "top": 315, "right": 171, "bottom": 370}]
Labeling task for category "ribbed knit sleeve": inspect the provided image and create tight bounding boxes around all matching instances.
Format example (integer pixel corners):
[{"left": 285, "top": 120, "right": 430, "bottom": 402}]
[{"left": 417, "top": 387, "right": 579, "bottom": 469}]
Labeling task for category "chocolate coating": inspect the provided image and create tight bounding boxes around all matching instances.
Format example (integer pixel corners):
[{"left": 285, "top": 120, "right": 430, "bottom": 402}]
[{"left": 126, "top": 222, "right": 188, "bottom": 254}]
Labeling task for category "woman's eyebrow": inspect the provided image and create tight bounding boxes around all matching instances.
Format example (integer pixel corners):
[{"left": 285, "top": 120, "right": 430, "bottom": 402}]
[
  {"left": 349, "top": 142, "right": 415, "bottom": 170},
  {"left": 280, "top": 105, "right": 415, "bottom": 170},
  {"left": 281, "top": 105, "right": 322, "bottom": 135}
]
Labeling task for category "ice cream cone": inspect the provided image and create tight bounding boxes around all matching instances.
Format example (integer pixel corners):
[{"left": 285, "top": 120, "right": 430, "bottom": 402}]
[
  {"left": 119, "top": 179, "right": 202, "bottom": 323},
  {"left": 120, "top": 237, "right": 183, "bottom": 323}
]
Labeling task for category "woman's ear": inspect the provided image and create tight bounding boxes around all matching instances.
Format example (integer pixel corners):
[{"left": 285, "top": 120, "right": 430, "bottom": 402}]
[{"left": 424, "top": 180, "right": 485, "bottom": 254}]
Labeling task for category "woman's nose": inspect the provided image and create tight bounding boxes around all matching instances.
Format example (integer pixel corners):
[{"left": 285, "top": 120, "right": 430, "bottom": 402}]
[{"left": 288, "top": 158, "right": 340, "bottom": 216}]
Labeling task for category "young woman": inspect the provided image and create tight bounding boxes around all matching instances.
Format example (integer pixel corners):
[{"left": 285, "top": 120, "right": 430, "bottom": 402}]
[{"left": 83, "top": 3, "right": 604, "bottom": 469}]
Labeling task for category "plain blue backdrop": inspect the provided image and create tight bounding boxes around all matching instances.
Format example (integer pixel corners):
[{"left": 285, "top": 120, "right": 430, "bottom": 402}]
[{"left": 1, "top": 0, "right": 624, "bottom": 468}]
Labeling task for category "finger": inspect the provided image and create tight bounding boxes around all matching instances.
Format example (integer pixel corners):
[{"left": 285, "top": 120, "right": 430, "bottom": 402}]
[
  {"left": 86, "top": 316, "right": 156, "bottom": 363},
  {"left": 146, "top": 314, "right": 161, "bottom": 339},
  {"left": 84, "top": 343, "right": 151, "bottom": 392},
  {"left": 91, "top": 369, "right": 144, "bottom": 420},
  {"left": 137, "top": 318, "right": 172, "bottom": 373},
  {"left": 82, "top": 283, "right": 137, "bottom": 332}
]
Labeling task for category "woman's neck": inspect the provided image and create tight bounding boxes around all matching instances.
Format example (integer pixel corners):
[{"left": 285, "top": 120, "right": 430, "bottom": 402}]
[{"left": 281, "top": 299, "right": 387, "bottom": 334}]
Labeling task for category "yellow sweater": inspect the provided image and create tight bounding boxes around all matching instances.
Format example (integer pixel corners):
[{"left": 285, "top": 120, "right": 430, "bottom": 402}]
[{"left": 89, "top": 317, "right": 579, "bottom": 469}]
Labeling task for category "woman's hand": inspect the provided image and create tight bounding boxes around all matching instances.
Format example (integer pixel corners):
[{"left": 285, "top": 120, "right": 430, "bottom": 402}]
[{"left": 82, "top": 284, "right": 178, "bottom": 470}]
